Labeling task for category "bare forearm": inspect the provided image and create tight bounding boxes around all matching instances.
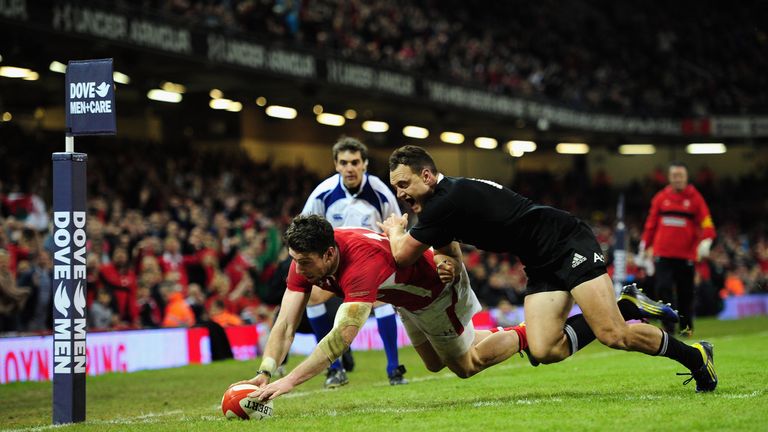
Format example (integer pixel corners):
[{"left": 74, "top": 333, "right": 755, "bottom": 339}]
[
  {"left": 387, "top": 228, "right": 416, "bottom": 266},
  {"left": 282, "top": 348, "right": 334, "bottom": 388},
  {"left": 264, "top": 322, "right": 293, "bottom": 365},
  {"left": 436, "top": 242, "right": 462, "bottom": 262}
]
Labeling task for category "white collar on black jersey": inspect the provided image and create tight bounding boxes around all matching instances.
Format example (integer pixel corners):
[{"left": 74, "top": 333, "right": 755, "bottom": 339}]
[{"left": 437, "top": 173, "right": 445, "bottom": 183}]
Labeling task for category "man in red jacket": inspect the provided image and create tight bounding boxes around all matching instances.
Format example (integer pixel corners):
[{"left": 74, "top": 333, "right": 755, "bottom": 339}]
[{"left": 641, "top": 162, "right": 716, "bottom": 335}]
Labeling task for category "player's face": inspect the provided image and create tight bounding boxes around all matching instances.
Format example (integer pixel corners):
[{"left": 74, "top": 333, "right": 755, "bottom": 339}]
[
  {"left": 335, "top": 150, "right": 366, "bottom": 190},
  {"left": 389, "top": 164, "right": 433, "bottom": 213},
  {"left": 289, "top": 247, "right": 335, "bottom": 283},
  {"left": 668, "top": 166, "right": 688, "bottom": 192}
]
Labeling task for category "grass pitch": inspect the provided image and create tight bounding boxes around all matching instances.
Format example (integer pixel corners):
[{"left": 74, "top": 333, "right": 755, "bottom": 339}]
[{"left": 2, "top": 317, "right": 767, "bottom": 431}]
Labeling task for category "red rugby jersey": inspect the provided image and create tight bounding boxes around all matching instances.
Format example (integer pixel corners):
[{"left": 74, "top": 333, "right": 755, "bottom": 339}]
[
  {"left": 641, "top": 184, "right": 716, "bottom": 261},
  {"left": 286, "top": 228, "right": 446, "bottom": 312}
]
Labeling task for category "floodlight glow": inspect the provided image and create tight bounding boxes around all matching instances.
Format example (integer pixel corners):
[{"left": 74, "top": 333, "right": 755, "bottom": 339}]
[
  {"left": 49, "top": 61, "right": 67, "bottom": 73},
  {"left": 209, "top": 89, "right": 223, "bottom": 99},
  {"left": 0, "top": 66, "right": 32, "bottom": 78},
  {"left": 556, "top": 143, "right": 590, "bottom": 154},
  {"left": 317, "top": 113, "right": 345, "bottom": 126},
  {"left": 226, "top": 102, "right": 243, "bottom": 112},
  {"left": 474, "top": 137, "right": 498, "bottom": 149},
  {"left": 440, "top": 132, "right": 464, "bottom": 144},
  {"left": 403, "top": 126, "right": 429, "bottom": 139},
  {"left": 256, "top": 96, "right": 267, "bottom": 106},
  {"left": 507, "top": 140, "right": 537, "bottom": 153},
  {"left": 619, "top": 144, "right": 656, "bottom": 155},
  {"left": 362, "top": 120, "right": 389, "bottom": 133},
  {"left": 113, "top": 71, "right": 130, "bottom": 84},
  {"left": 209, "top": 98, "right": 232, "bottom": 110},
  {"left": 147, "top": 89, "right": 183, "bottom": 103},
  {"left": 686, "top": 143, "right": 726, "bottom": 154},
  {"left": 344, "top": 109, "right": 357, "bottom": 119},
  {"left": 265, "top": 105, "right": 297, "bottom": 119},
  {"left": 160, "top": 81, "right": 186, "bottom": 94}
]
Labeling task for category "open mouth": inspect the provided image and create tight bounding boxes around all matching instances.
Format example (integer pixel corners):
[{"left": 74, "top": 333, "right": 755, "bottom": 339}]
[{"left": 404, "top": 197, "right": 415, "bottom": 207}]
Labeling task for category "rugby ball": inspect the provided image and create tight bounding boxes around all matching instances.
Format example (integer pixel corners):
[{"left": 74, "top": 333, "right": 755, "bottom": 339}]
[{"left": 221, "top": 384, "right": 274, "bottom": 420}]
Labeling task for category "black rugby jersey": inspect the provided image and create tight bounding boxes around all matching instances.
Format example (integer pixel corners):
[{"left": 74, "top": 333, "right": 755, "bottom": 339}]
[{"left": 409, "top": 176, "right": 579, "bottom": 267}]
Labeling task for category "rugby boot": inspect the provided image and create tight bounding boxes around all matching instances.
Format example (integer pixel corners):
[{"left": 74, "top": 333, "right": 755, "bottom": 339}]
[
  {"left": 341, "top": 348, "right": 355, "bottom": 372},
  {"left": 677, "top": 341, "right": 717, "bottom": 392},
  {"left": 618, "top": 283, "right": 680, "bottom": 323},
  {"left": 388, "top": 365, "right": 409, "bottom": 385},
  {"left": 324, "top": 367, "right": 349, "bottom": 389}
]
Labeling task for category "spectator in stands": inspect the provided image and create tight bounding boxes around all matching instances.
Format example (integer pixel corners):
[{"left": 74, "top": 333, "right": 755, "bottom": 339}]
[
  {"left": 99, "top": 247, "right": 139, "bottom": 327},
  {"left": 186, "top": 283, "right": 207, "bottom": 323},
  {"left": 17, "top": 250, "right": 52, "bottom": 332},
  {"left": 210, "top": 298, "right": 244, "bottom": 328},
  {"left": 137, "top": 284, "right": 162, "bottom": 328},
  {"left": 90, "top": 290, "right": 116, "bottom": 330},
  {"left": 161, "top": 282, "right": 196, "bottom": 328},
  {"left": 0, "top": 249, "right": 29, "bottom": 332}
]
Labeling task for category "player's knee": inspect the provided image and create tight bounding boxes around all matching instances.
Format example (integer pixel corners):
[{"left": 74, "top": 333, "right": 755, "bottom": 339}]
[
  {"left": 424, "top": 361, "right": 445, "bottom": 373},
  {"left": 446, "top": 362, "right": 476, "bottom": 379},
  {"left": 527, "top": 341, "right": 562, "bottom": 364},
  {"left": 454, "top": 368, "right": 474, "bottom": 379}
]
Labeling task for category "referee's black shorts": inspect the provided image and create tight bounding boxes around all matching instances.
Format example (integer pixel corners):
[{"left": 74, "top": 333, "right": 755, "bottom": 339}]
[{"left": 524, "top": 220, "right": 607, "bottom": 295}]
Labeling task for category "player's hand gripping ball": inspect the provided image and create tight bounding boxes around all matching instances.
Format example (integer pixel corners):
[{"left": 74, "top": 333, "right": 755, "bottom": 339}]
[{"left": 221, "top": 384, "right": 274, "bottom": 420}]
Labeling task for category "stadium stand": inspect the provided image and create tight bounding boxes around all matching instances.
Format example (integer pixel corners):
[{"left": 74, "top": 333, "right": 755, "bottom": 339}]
[
  {"left": 148, "top": 0, "right": 768, "bottom": 116},
  {"left": 1, "top": 129, "right": 766, "bottom": 334}
]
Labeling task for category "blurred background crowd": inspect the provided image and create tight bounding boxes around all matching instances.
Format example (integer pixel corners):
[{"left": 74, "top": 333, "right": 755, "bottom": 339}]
[
  {"left": 141, "top": 0, "right": 768, "bottom": 116},
  {"left": 1, "top": 127, "right": 766, "bottom": 334}
]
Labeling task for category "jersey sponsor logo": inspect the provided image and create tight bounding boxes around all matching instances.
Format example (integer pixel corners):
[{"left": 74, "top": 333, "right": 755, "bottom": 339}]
[
  {"left": 661, "top": 216, "right": 687, "bottom": 227},
  {"left": 593, "top": 252, "right": 605, "bottom": 263},
  {"left": 572, "top": 253, "right": 586, "bottom": 268}
]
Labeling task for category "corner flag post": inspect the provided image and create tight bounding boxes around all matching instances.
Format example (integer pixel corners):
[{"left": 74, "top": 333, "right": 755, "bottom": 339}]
[
  {"left": 613, "top": 193, "right": 627, "bottom": 296},
  {"left": 52, "top": 58, "right": 117, "bottom": 424}
]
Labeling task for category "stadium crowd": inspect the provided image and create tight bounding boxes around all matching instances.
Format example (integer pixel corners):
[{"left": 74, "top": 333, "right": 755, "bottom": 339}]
[
  {"left": 140, "top": 0, "right": 768, "bottom": 116},
  {"left": 0, "top": 130, "right": 766, "bottom": 335}
]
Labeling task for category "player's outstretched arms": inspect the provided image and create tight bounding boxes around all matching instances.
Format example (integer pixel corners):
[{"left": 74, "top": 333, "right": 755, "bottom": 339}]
[
  {"left": 230, "top": 290, "right": 309, "bottom": 390},
  {"left": 378, "top": 213, "right": 430, "bottom": 266},
  {"left": 251, "top": 302, "right": 373, "bottom": 401}
]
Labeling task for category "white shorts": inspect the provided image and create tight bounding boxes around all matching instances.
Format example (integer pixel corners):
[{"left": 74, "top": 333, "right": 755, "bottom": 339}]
[{"left": 398, "top": 266, "right": 482, "bottom": 360}]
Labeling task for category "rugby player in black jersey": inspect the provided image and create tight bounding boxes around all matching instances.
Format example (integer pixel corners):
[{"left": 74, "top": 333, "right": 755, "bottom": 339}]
[{"left": 378, "top": 145, "right": 717, "bottom": 393}]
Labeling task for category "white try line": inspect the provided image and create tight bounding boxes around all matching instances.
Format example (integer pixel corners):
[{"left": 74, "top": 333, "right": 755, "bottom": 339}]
[{"left": 6, "top": 410, "right": 184, "bottom": 432}]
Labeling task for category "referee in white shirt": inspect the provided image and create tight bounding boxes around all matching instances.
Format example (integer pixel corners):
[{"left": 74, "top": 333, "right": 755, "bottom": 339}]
[{"left": 300, "top": 137, "right": 407, "bottom": 387}]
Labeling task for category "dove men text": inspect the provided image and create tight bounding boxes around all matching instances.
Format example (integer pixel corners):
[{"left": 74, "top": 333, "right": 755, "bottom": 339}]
[{"left": 53, "top": 211, "right": 87, "bottom": 374}]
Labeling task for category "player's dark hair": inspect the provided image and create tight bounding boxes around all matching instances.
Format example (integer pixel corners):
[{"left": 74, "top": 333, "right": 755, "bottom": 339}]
[
  {"left": 388, "top": 145, "right": 437, "bottom": 174},
  {"left": 284, "top": 215, "right": 336, "bottom": 255},
  {"left": 669, "top": 161, "right": 688, "bottom": 171},
  {"left": 332, "top": 137, "right": 368, "bottom": 162}
]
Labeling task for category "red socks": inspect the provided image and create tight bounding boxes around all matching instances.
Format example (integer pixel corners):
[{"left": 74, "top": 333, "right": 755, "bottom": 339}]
[{"left": 489, "top": 324, "right": 528, "bottom": 352}]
